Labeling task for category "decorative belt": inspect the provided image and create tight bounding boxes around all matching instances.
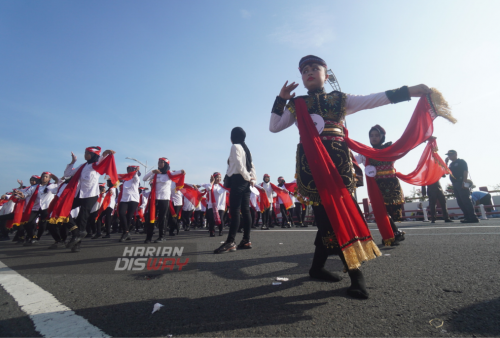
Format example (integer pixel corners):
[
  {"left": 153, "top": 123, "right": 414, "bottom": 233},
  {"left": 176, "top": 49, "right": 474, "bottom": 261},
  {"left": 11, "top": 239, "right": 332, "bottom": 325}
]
[{"left": 376, "top": 169, "right": 396, "bottom": 177}]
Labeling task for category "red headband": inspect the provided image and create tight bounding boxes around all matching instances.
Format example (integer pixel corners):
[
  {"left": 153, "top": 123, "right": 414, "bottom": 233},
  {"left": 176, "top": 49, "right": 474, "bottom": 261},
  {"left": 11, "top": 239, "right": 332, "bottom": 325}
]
[
  {"left": 159, "top": 157, "right": 170, "bottom": 164},
  {"left": 42, "top": 172, "right": 52, "bottom": 176},
  {"left": 127, "top": 165, "right": 140, "bottom": 170},
  {"left": 213, "top": 172, "right": 221, "bottom": 177},
  {"left": 31, "top": 175, "right": 41, "bottom": 179},
  {"left": 85, "top": 146, "right": 101, "bottom": 156},
  {"left": 264, "top": 174, "right": 270, "bottom": 178}
]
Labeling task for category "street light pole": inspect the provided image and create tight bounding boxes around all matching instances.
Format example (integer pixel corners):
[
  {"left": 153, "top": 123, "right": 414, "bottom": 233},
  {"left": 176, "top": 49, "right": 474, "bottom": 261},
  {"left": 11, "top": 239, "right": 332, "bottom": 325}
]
[{"left": 125, "top": 157, "right": 149, "bottom": 186}]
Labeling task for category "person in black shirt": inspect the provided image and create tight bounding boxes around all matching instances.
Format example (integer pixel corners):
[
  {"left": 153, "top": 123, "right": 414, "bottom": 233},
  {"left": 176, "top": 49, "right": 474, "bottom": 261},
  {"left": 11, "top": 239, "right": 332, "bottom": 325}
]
[
  {"left": 422, "top": 177, "right": 453, "bottom": 223},
  {"left": 445, "top": 150, "right": 479, "bottom": 223}
]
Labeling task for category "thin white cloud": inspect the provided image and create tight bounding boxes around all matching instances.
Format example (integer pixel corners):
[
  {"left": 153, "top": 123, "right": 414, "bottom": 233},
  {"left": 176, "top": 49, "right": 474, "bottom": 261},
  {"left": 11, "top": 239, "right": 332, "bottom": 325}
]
[
  {"left": 269, "top": 7, "right": 335, "bottom": 48},
  {"left": 240, "top": 9, "right": 252, "bottom": 19}
]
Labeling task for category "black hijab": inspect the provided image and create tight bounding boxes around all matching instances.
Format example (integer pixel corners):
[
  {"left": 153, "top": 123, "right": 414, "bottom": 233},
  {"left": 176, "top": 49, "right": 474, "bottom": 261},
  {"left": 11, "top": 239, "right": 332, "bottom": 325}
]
[
  {"left": 369, "top": 125, "right": 387, "bottom": 149},
  {"left": 231, "top": 127, "right": 252, "bottom": 172},
  {"left": 159, "top": 158, "right": 170, "bottom": 174}
]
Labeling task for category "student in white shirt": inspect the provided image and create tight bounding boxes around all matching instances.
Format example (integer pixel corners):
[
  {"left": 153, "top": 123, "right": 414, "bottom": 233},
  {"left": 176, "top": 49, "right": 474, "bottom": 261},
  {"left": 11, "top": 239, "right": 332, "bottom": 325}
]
[
  {"left": 118, "top": 166, "right": 141, "bottom": 242},
  {"left": 17, "top": 172, "right": 60, "bottom": 245},
  {"left": 249, "top": 185, "right": 260, "bottom": 229},
  {"left": 181, "top": 195, "right": 195, "bottom": 231},
  {"left": 143, "top": 157, "right": 185, "bottom": 243},
  {"left": 63, "top": 146, "right": 115, "bottom": 251},
  {"left": 214, "top": 127, "right": 257, "bottom": 253},
  {"left": 193, "top": 188, "right": 206, "bottom": 229},
  {"left": 259, "top": 174, "right": 273, "bottom": 230},
  {"left": 277, "top": 176, "right": 293, "bottom": 229},
  {"left": 169, "top": 186, "right": 183, "bottom": 236},
  {"left": 202, "top": 172, "right": 228, "bottom": 237}
]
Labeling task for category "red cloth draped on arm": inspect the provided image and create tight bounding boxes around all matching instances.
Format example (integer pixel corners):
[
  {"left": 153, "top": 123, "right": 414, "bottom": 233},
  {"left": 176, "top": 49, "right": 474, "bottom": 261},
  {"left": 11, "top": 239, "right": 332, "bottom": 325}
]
[
  {"left": 254, "top": 185, "right": 271, "bottom": 212},
  {"left": 180, "top": 184, "right": 206, "bottom": 207},
  {"left": 270, "top": 183, "right": 293, "bottom": 209},
  {"left": 395, "top": 138, "right": 451, "bottom": 185},
  {"left": 167, "top": 171, "right": 185, "bottom": 190},
  {"left": 7, "top": 197, "right": 26, "bottom": 228},
  {"left": 145, "top": 175, "right": 158, "bottom": 223},
  {"left": 344, "top": 96, "right": 435, "bottom": 162},
  {"left": 20, "top": 185, "right": 40, "bottom": 225},
  {"left": 49, "top": 154, "right": 118, "bottom": 224},
  {"left": 117, "top": 172, "right": 137, "bottom": 181},
  {"left": 295, "top": 98, "right": 381, "bottom": 270},
  {"left": 284, "top": 182, "right": 297, "bottom": 194}
]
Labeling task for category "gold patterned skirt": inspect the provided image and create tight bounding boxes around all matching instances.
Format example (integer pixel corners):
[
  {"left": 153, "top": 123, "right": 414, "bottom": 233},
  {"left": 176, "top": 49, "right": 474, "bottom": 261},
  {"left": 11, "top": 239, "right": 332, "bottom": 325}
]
[{"left": 375, "top": 177, "right": 405, "bottom": 221}]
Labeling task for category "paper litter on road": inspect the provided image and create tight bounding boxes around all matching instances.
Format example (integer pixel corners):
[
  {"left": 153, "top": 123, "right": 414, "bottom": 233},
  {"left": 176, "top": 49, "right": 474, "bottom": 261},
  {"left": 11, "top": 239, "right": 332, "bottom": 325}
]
[
  {"left": 276, "top": 277, "right": 289, "bottom": 281},
  {"left": 272, "top": 282, "right": 282, "bottom": 286},
  {"left": 220, "top": 241, "right": 225, "bottom": 244},
  {"left": 384, "top": 254, "right": 391, "bottom": 256},
  {"left": 429, "top": 318, "right": 444, "bottom": 328},
  {"left": 279, "top": 243, "right": 283, "bottom": 245},
  {"left": 152, "top": 303, "right": 164, "bottom": 314}
]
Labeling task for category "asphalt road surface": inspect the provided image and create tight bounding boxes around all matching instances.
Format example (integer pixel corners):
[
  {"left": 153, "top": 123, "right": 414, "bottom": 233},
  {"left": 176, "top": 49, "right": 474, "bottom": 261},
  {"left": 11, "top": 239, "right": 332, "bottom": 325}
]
[{"left": 1, "top": 219, "right": 499, "bottom": 337}]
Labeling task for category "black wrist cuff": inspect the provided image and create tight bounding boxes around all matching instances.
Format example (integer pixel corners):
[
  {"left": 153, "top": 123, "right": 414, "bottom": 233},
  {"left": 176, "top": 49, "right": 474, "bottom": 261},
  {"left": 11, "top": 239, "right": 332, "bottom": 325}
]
[
  {"left": 271, "top": 96, "right": 287, "bottom": 116},
  {"left": 385, "top": 86, "right": 411, "bottom": 104}
]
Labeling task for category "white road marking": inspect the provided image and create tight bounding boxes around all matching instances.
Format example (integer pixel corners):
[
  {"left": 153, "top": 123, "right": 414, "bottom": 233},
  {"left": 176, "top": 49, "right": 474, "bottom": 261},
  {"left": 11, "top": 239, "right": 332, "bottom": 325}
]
[{"left": 0, "top": 260, "right": 109, "bottom": 338}]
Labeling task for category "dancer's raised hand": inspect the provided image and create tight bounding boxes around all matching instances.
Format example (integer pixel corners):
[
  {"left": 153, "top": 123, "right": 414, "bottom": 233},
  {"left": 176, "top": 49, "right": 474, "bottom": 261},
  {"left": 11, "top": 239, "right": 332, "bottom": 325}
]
[{"left": 279, "top": 81, "right": 299, "bottom": 100}]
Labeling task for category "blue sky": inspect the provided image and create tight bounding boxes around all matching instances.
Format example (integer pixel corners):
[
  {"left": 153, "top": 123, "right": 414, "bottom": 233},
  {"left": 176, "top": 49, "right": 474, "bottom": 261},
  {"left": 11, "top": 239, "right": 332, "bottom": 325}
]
[{"left": 1, "top": 0, "right": 499, "bottom": 201}]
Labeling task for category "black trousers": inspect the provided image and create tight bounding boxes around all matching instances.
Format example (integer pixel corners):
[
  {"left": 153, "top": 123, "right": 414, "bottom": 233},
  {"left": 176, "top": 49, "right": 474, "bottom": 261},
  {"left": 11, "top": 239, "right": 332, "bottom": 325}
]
[
  {"left": 145, "top": 199, "right": 170, "bottom": 240},
  {"left": 68, "top": 196, "right": 99, "bottom": 233},
  {"left": 226, "top": 174, "right": 251, "bottom": 243},
  {"left": 280, "top": 203, "right": 291, "bottom": 226},
  {"left": 25, "top": 209, "right": 49, "bottom": 240},
  {"left": 261, "top": 208, "right": 271, "bottom": 227},
  {"left": 101, "top": 207, "right": 112, "bottom": 235},
  {"left": 87, "top": 211, "right": 98, "bottom": 234},
  {"left": 206, "top": 208, "right": 224, "bottom": 233},
  {"left": 428, "top": 189, "right": 449, "bottom": 220},
  {"left": 0, "top": 219, "right": 9, "bottom": 237},
  {"left": 48, "top": 223, "right": 68, "bottom": 242},
  {"left": 182, "top": 210, "right": 194, "bottom": 228},
  {"left": 255, "top": 210, "right": 261, "bottom": 226},
  {"left": 168, "top": 205, "right": 182, "bottom": 233},
  {"left": 194, "top": 210, "right": 203, "bottom": 227},
  {"left": 250, "top": 207, "right": 257, "bottom": 227},
  {"left": 452, "top": 183, "right": 478, "bottom": 221},
  {"left": 294, "top": 202, "right": 303, "bottom": 224},
  {"left": 118, "top": 201, "right": 139, "bottom": 233}
]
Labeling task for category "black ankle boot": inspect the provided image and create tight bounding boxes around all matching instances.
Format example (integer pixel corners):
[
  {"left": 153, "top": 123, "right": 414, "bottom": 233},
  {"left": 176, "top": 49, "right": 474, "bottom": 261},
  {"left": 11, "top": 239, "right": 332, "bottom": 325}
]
[
  {"left": 308, "top": 245, "right": 342, "bottom": 282},
  {"left": 347, "top": 269, "right": 369, "bottom": 299}
]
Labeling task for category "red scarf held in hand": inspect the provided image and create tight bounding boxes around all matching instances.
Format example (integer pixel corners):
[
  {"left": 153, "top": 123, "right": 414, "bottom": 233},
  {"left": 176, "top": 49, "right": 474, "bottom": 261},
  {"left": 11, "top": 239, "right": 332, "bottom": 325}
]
[
  {"left": 49, "top": 154, "right": 119, "bottom": 224},
  {"left": 209, "top": 183, "right": 230, "bottom": 225},
  {"left": 254, "top": 185, "right": 271, "bottom": 213},
  {"left": 271, "top": 183, "right": 293, "bottom": 209},
  {"left": 96, "top": 189, "right": 113, "bottom": 221},
  {"left": 7, "top": 197, "right": 26, "bottom": 228},
  {"left": 20, "top": 185, "right": 40, "bottom": 225},
  {"left": 345, "top": 96, "right": 450, "bottom": 245},
  {"left": 180, "top": 184, "right": 206, "bottom": 207},
  {"left": 295, "top": 98, "right": 380, "bottom": 270}
]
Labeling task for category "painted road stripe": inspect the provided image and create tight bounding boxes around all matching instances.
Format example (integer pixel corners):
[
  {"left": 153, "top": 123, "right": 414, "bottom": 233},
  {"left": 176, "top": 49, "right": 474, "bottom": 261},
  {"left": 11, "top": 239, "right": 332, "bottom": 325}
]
[{"left": 0, "top": 260, "right": 109, "bottom": 338}]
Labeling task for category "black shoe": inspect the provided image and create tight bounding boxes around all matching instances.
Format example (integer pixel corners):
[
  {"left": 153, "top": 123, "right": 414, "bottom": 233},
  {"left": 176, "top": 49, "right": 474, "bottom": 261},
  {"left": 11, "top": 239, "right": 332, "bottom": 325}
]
[
  {"left": 144, "top": 239, "right": 151, "bottom": 244},
  {"left": 135, "top": 230, "right": 140, "bottom": 234},
  {"left": 111, "top": 230, "right": 118, "bottom": 234},
  {"left": 84, "top": 233, "right": 92, "bottom": 238},
  {"left": 91, "top": 234, "right": 101, "bottom": 239},
  {"left": 237, "top": 229, "right": 243, "bottom": 233},
  {"left": 237, "top": 239, "right": 252, "bottom": 250},
  {"left": 431, "top": 220, "right": 435, "bottom": 223},
  {"left": 154, "top": 237, "right": 164, "bottom": 243},
  {"left": 444, "top": 219, "right": 454, "bottom": 223},
  {"left": 300, "top": 224, "right": 309, "bottom": 228},
  {"left": 214, "top": 242, "right": 236, "bottom": 254},
  {"left": 251, "top": 225, "right": 257, "bottom": 229},
  {"left": 119, "top": 233, "right": 130, "bottom": 242},
  {"left": 261, "top": 226, "right": 269, "bottom": 230},
  {"left": 23, "top": 239, "right": 34, "bottom": 246},
  {"left": 461, "top": 219, "right": 480, "bottom": 223},
  {"left": 71, "top": 242, "right": 81, "bottom": 252},
  {"left": 309, "top": 267, "right": 342, "bottom": 282},
  {"left": 169, "top": 232, "right": 176, "bottom": 237},
  {"left": 269, "top": 225, "right": 275, "bottom": 228},
  {"left": 347, "top": 269, "right": 369, "bottom": 299},
  {"left": 102, "top": 234, "right": 111, "bottom": 238},
  {"left": 394, "top": 231, "right": 405, "bottom": 243},
  {"left": 287, "top": 223, "right": 292, "bottom": 228},
  {"left": 218, "top": 230, "right": 223, "bottom": 236},
  {"left": 48, "top": 242, "right": 61, "bottom": 250},
  {"left": 210, "top": 232, "right": 215, "bottom": 237},
  {"left": 281, "top": 225, "right": 287, "bottom": 228},
  {"left": 184, "top": 227, "right": 190, "bottom": 231},
  {"left": 66, "top": 234, "right": 83, "bottom": 249}
]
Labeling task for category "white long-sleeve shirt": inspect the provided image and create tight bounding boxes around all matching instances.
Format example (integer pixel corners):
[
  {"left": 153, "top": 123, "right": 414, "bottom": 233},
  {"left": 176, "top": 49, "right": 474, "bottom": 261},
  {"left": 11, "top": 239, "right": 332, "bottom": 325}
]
[
  {"left": 0, "top": 197, "right": 15, "bottom": 215},
  {"left": 143, "top": 170, "right": 183, "bottom": 201},
  {"left": 182, "top": 196, "right": 195, "bottom": 211},
  {"left": 202, "top": 183, "right": 227, "bottom": 211},
  {"left": 226, "top": 144, "right": 257, "bottom": 183},
  {"left": 64, "top": 156, "right": 107, "bottom": 199},
  {"left": 91, "top": 192, "right": 105, "bottom": 213},
  {"left": 249, "top": 186, "right": 260, "bottom": 211},
  {"left": 107, "top": 188, "right": 117, "bottom": 210},
  {"left": 269, "top": 92, "right": 391, "bottom": 133},
  {"left": 120, "top": 173, "right": 140, "bottom": 203},
  {"left": 171, "top": 185, "right": 183, "bottom": 206},
  {"left": 23, "top": 183, "right": 59, "bottom": 211}
]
